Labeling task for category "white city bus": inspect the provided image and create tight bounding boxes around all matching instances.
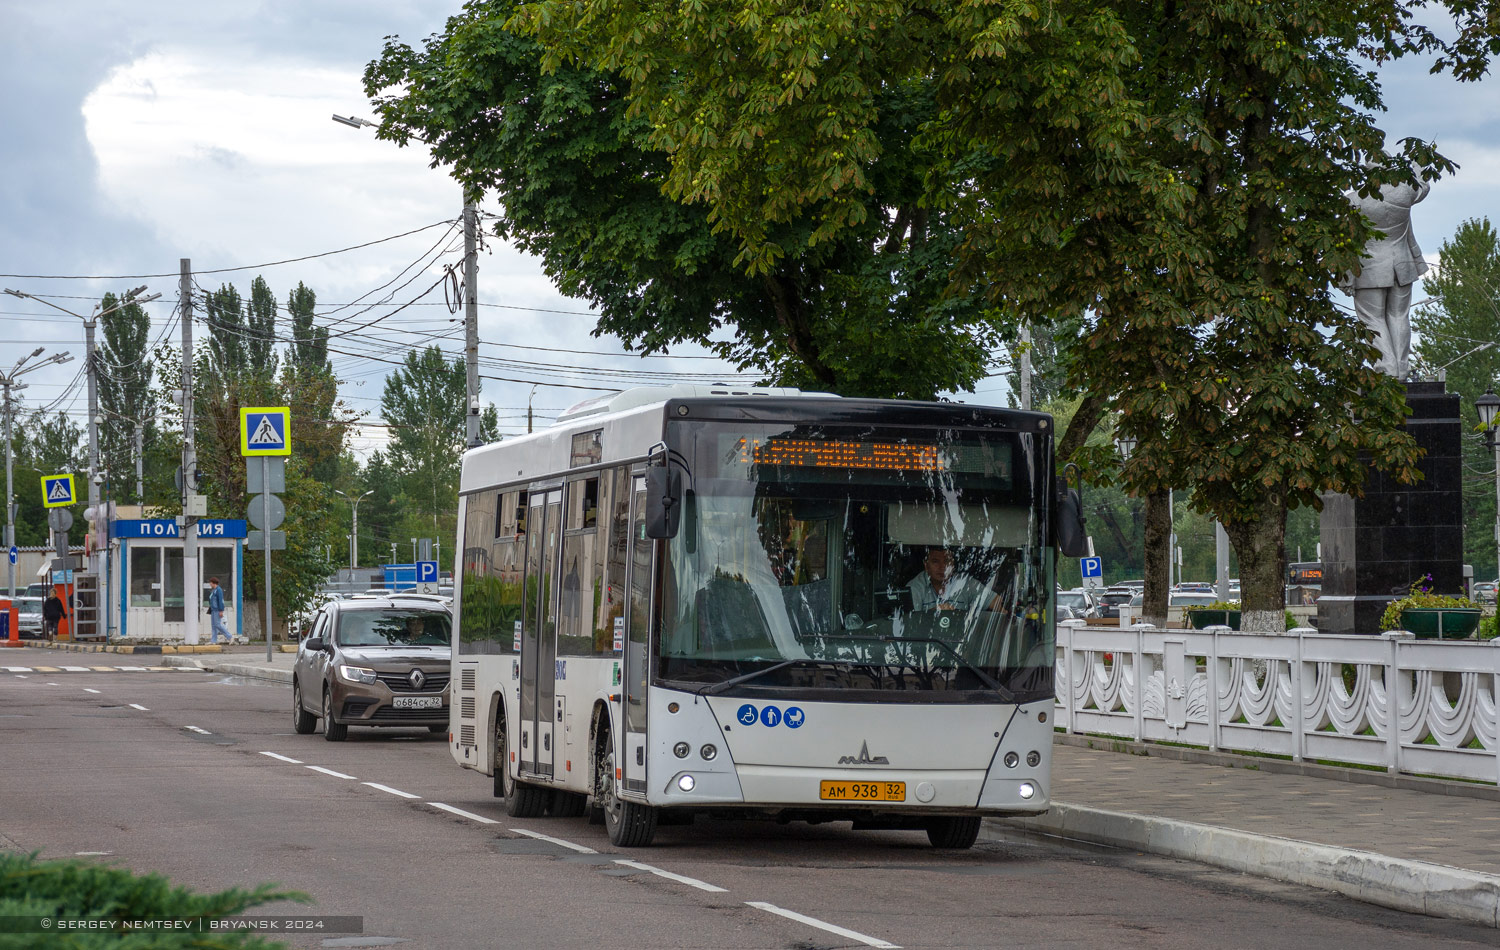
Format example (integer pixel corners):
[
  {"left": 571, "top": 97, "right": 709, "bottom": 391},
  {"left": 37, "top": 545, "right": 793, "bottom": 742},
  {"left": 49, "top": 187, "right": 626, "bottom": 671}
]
[{"left": 450, "top": 385, "right": 1084, "bottom": 848}]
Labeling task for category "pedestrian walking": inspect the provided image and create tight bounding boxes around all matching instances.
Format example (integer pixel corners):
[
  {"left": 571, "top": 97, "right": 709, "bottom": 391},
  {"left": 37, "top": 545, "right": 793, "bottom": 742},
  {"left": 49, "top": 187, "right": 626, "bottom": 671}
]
[
  {"left": 207, "top": 576, "right": 230, "bottom": 644},
  {"left": 42, "top": 591, "right": 64, "bottom": 638}
]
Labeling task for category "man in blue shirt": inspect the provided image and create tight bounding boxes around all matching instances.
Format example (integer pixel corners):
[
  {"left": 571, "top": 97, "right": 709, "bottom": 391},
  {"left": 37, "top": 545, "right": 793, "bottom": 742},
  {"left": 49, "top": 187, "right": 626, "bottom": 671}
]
[{"left": 207, "top": 576, "right": 230, "bottom": 644}]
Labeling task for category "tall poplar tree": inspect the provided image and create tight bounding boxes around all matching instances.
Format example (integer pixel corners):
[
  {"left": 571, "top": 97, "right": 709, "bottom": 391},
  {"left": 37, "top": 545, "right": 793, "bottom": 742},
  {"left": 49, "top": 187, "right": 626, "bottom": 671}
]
[{"left": 96, "top": 291, "right": 155, "bottom": 503}]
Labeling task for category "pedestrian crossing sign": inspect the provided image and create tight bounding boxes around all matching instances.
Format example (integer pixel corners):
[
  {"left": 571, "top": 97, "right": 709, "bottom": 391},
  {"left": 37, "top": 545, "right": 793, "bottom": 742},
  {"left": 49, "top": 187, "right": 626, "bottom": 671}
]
[
  {"left": 239, "top": 407, "right": 292, "bottom": 457},
  {"left": 41, "top": 473, "right": 76, "bottom": 508}
]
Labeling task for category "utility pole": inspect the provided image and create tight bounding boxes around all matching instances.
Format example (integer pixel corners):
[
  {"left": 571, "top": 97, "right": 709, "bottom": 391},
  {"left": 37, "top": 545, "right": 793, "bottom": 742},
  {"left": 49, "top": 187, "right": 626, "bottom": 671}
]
[
  {"left": 134, "top": 423, "right": 144, "bottom": 504},
  {"left": 334, "top": 489, "right": 373, "bottom": 569},
  {"left": 1019, "top": 321, "right": 1032, "bottom": 411},
  {"left": 180, "top": 260, "right": 201, "bottom": 644},
  {"left": 464, "top": 200, "right": 482, "bottom": 448}
]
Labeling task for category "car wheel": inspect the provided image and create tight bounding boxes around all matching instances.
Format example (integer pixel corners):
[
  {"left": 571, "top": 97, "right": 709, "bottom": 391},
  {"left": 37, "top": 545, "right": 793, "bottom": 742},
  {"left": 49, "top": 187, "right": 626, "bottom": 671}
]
[
  {"left": 599, "top": 747, "right": 656, "bottom": 847},
  {"left": 291, "top": 678, "right": 316, "bottom": 735},
  {"left": 322, "top": 685, "right": 348, "bottom": 742},
  {"left": 926, "top": 816, "right": 982, "bottom": 849}
]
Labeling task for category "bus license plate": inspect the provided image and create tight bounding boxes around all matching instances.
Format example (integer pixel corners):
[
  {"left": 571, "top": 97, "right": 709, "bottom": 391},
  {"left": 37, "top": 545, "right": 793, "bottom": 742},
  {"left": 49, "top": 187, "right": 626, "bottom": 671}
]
[
  {"left": 819, "top": 781, "right": 905, "bottom": 802},
  {"left": 393, "top": 696, "right": 442, "bottom": 710}
]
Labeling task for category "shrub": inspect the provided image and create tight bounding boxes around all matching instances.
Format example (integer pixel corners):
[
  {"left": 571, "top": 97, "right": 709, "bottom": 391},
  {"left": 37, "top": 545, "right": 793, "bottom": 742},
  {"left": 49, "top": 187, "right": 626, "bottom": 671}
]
[
  {"left": 0, "top": 851, "right": 305, "bottom": 948},
  {"left": 1480, "top": 614, "right": 1498, "bottom": 641},
  {"left": 1184, "top": 601, "right": 1299, "bottom": 630}
]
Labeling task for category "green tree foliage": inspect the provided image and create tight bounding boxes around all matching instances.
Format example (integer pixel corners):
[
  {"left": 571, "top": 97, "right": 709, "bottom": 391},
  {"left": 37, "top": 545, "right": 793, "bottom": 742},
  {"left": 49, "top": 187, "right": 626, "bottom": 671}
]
[
  {"left": 363, "top": 0, "right": 1001, "bottom": 398},
  {"left": 95, "top": 292, "right": 156, "bottom": 504},
  {"left": 516, "top": 0, "right": 1496, "bottom": 630},
  {"left": 1413, "top": 217, "right": 1500, "bottom": 579},
  {"left": 247, "top": 276, "right": 279, "bottom": 376}
]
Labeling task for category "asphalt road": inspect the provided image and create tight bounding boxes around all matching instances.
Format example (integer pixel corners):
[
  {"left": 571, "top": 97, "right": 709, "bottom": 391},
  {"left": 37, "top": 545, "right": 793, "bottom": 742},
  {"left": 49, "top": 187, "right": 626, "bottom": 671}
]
[{"left": 2, "top": 650, "right": 1497, "bottom": 950}]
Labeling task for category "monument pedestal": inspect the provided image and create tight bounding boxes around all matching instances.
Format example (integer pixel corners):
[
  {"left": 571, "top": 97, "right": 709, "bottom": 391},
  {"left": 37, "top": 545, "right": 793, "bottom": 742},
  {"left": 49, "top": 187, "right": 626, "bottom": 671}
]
[{"left": 1319, "top": 381, "right": 1465, "bottom": 635}]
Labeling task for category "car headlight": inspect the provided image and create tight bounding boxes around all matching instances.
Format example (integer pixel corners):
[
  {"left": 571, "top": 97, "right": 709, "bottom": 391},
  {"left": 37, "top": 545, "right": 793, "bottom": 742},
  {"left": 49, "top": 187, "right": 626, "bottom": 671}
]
[{"left": 338, "top": 665, "right": 378, "bottom": 685}]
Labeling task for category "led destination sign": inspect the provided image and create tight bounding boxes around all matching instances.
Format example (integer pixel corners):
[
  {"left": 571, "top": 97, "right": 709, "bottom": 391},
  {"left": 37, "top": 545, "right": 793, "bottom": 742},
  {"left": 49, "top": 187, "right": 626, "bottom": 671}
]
[{"left": 736, "top": 437, "right": 946, "bottom": 472}]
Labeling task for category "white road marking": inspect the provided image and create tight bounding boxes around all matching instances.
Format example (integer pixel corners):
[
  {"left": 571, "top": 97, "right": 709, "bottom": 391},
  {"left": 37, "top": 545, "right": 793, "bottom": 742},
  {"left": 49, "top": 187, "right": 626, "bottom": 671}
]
[
  {"left": 14, "top": 674, "right": 26, "bottom": 679},
  {"left": 46, "top": 682, "right": 60, "bottom": 686},
  {"left": 82, "top": 688, "right": 101, "bottom": 694},
  {"left": 128, "top": 703, "right": 149, "bottom": 711},
  {"left": 363, "top": 782, "right": 420, "bottom": 800},
  {"left": 259, "top": 751, "right": 303, "bottom": 764},
  {"left": 511, "top": 828, "right": 597, "bottom": 854},
  {"left": 2, "top": 667, "right": 32, "bottom": 672},
  {"left": 75, "top": 851, "right": 113, "bottom": 856},
  {"left": 184, "top": 726, "right": 211, "bottom": 735},
  {"left": 121, "top": 667, "right": 151, "bottom": 672},
  {"left": 305, "top": 765, "right": 357, "bottom": 780},
  {"left": 614, "top": 859, "right": 727, "bottom": 892},
  {"left": 61, "top": 665, "right": 90, "bottom": 672},
  {"left": 746, "top": 902, "right": 900, "bottom": 949},
  {"left": 426, "top": 802, "right": 498, "bottom": 825}
]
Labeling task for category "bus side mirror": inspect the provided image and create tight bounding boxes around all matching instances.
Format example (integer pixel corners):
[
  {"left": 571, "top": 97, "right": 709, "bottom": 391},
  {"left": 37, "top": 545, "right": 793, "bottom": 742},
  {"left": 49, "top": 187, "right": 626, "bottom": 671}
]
[
  {"left": 1056, "top": 486, "right": 1088, "bottom": 558},
  {"left": 644, "top": 466, "right": 682, "bottom": 539}
]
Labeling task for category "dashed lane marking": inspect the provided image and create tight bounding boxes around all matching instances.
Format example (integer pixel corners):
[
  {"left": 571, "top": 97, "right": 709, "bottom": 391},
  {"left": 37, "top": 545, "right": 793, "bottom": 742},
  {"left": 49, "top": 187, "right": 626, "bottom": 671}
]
[
  {"left": 614, "top": 859, "right": 726, "bottom": 892},
  {"left": 305, "top": 765, "right": 357, "bottom": 780},
  {"left": 184, "top": 726, "right": 211, "bottom": 735},
  {"left": 82, "top": 688, "right": 101, "bottom": 694},
  {"left": 128, "top": 703, "right": 149, "bottom": 711},
  {"left": 1, "top": 666, "right": 201, "bottom": 674},
  {"left": 259, "top": 751, "right": 302, "bottom": 764},
  {"left": 746, "top": 902, "right": 900, "bottom": 949},
  {"left": 364, "top": 782, "right": 420, "bottom": 800},
  {"left": 510, "top": 828, "right": 597, "bottom": 854},
  {"left": 426, "top": 802, "right": 497, "bottom": 825}
]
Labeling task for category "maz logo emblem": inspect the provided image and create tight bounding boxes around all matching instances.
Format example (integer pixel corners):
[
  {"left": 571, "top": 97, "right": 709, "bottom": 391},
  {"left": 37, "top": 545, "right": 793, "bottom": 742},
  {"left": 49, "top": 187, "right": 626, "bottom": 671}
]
[{"left": 837, "top": 741, "right": 889, "bottom": 766}]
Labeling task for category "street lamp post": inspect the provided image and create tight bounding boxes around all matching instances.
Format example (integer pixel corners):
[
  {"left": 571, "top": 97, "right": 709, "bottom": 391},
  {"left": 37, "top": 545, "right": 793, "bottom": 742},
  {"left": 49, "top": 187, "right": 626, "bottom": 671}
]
[
  {"left": 0, "top": 348, "right": 74, "bottom": 597},
  {"left": 1478, "top": 388, "right": 1500, "bottom": 574},
  {"left": 4, "top": 287, "right": 160, "bottom": 580},
  {"left": 333, "top": 489, "right": 374, "bottom": 570}
]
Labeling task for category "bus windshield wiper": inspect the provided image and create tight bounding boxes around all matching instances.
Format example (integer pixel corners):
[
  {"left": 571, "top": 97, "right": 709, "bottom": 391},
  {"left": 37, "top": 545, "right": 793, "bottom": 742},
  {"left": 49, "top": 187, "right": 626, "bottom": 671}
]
[
  {"left": 699, "top": 659, "right": 800, "bottom": 696},
  {"left": 881, "top": 636, "right": 1015, "bottom": 701}
]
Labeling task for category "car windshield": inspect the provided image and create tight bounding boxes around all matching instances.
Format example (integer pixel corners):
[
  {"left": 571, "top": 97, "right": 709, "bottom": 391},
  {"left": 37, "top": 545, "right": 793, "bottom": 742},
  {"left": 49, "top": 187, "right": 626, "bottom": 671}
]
[
  {"left": 1100, "top": 592, "right": 1133, "bottom": 605},
  {"left": 1057, "top": 592, "right": 1089, "bottom": 610},
  {"left": 336, "top": 609, "right": 451, "bottom": 646},
  {"left": 17, "top": 600, "right": 42, "bottom": 616},
  {"left": 656, "top": 420, "right": 1053, "bottom": 701}
]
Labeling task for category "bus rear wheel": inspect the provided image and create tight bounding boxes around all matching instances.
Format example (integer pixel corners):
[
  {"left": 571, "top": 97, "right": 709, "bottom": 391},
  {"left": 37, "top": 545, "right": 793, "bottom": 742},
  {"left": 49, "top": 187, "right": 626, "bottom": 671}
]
[
  {"left": 600, "top": 748, "right": 656, "bottom": 847},
  {"left": 926, "top": 816, "right": 982, "bottom": 849}
]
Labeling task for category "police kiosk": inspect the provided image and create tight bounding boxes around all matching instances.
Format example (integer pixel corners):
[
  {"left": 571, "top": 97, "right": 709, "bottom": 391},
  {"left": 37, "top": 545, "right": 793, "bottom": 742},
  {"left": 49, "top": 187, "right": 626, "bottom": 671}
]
[{"left": 110, "top": 519, "right": 246, "bottom": 640}]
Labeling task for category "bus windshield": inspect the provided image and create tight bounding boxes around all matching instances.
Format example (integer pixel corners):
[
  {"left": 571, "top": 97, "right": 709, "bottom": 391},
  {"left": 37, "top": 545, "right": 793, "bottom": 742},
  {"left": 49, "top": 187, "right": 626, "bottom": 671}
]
[{"left": 657, "top": 421, "right": 1053, "bottom": 701}]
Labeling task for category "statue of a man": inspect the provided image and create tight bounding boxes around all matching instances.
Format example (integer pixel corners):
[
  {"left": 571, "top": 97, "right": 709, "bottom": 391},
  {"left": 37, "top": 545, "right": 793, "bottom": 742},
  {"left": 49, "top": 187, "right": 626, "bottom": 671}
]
[{"left": 1343, "top": 168, "right": 1431, "bottom": 378}]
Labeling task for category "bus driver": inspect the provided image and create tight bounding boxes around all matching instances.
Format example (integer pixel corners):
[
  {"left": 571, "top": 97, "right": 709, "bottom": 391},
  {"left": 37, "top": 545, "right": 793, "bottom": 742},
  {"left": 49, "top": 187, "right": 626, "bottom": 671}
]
[{"left": 906, "top": 547, "right": 1003, "bottom": 613}]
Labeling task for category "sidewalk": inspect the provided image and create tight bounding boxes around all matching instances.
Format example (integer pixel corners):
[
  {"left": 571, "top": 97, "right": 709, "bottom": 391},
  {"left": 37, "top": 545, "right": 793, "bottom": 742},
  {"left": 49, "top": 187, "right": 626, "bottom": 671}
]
[
  {"left": 162, "top": 644, "right": 295, "bottom": 683},
  {"left": 993, "top": 738, "right": 1500, "bottom": 928}
]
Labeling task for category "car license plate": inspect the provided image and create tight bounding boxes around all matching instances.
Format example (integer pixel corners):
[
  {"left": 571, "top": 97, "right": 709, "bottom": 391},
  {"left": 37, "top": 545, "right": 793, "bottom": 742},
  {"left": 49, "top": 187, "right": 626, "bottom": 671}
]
[
  {"left": 819, "top": 780, "right": 905, "bottom": 802},
  {"left": 393, "top": 696, "right": 443, "bottom": 710}
]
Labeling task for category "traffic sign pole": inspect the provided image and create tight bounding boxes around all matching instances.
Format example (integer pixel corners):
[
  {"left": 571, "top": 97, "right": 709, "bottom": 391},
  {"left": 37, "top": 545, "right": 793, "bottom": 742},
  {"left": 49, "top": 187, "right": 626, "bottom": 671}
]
[{"left": 264, "top": 457, "right": 273, "bottom": 663}]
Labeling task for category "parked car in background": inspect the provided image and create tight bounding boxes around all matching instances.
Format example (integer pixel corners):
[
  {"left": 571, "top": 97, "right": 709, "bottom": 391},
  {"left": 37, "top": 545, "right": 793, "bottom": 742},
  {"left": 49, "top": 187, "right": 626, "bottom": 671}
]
[
  {"left": 292, "top": 595, "right": 452, "bottom": 742},
  {"left": 1473, "top": 580, "right": 1497, "bottom": 605},
  {"left": 1056, "top": 588, "right": 1096, "bottom": 621},
  {"left": 1095, "top": 588, "right": 1136, "bottom": 618},
  {"left": 1174, "top": 582, "right": 1216, "bottom": 594},
  {"left": 13, "top": 596, "right": 44, "bottom": 638},
  {"left": 1115, "top": 579, "right": 1145, "bottom": 591}
]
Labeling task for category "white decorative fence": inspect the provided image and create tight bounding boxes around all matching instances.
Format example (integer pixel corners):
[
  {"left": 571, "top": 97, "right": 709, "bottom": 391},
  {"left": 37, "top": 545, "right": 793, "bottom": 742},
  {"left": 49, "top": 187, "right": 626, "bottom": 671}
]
[{"left": 1055, "top": 620, "right": 1500, "bottom": 785}]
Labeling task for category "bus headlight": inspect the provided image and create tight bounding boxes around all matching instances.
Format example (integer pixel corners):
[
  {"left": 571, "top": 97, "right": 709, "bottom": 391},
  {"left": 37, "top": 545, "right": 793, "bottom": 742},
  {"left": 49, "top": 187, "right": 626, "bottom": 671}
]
[
  {"left": 677, "top": 774, "right": 696, "bottom": 792},
  {"left": 1018, "top": 782, "right": 1036, "bottom": 800},
  {"left": 339, "top": 665, "right": 377, "bottom": 685}
]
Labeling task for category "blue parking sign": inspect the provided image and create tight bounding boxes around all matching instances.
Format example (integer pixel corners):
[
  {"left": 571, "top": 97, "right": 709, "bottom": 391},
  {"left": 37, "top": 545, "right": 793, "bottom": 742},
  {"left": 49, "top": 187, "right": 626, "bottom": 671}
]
[
  {"left": 417, "top": 560, "right": 439, "bottom": 583},
  {"left": 1080, "top": 557, "right": 1103, "bottom": 579}
]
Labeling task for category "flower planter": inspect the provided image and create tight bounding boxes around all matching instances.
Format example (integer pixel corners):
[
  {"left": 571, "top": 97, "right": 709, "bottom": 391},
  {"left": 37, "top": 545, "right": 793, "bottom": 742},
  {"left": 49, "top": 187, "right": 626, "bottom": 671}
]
[
  {"left": 1188, "top": 610, "right": 1241, "bottom": 630},
  {"left": 1400, "top": 608, "right": 1483, "bottom": 639}
]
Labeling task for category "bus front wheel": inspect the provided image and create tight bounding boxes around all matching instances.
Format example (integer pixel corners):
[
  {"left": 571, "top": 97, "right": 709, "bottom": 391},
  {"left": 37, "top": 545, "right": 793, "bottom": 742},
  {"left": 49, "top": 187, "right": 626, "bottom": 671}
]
[
  {"left": 600, "top": 748, "right": 656, "bottom": 847},
  {"left": 926, "top": 816, "right": 983, "bottom": 849}
]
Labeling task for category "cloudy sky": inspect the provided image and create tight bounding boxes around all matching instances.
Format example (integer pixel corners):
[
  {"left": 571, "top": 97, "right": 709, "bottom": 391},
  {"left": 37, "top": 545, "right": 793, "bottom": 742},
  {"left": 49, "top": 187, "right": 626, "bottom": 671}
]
[{"left": 2, "top": 2, "right": 1498, "bottom": 457}]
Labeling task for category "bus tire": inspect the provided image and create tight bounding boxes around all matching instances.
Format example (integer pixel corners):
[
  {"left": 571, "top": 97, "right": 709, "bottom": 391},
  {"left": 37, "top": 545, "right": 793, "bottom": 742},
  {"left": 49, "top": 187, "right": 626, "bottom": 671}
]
[
  {"left": 492, "top": 709, "right": 510, "bottom": 799},
  {"left": 926, "top": 816, "right": 982, "bottom": 849},
  {"left": 601, "top": 748, "right": 656, "bottom": 847},
  {"left": 506, "top": 781, "right": 552, "bottom": 818},
  {"left": 550, "top": 791, "right": 587, "bottom": 818},
  {"left": 291, "top": 678, "right": 316, "bottom": 735},
  {"left": 322, "top": 686, "right": 348, "bottom": 743}
]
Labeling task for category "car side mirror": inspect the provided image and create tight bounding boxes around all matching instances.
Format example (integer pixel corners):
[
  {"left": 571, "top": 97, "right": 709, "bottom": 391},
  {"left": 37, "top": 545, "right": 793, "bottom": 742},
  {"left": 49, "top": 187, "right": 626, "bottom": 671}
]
[
  {"left": 305, "top": 636, "right": 327, "bottom": 652},
  {"left": 644, "top": 465, "right": 682, "bottom": 539}
]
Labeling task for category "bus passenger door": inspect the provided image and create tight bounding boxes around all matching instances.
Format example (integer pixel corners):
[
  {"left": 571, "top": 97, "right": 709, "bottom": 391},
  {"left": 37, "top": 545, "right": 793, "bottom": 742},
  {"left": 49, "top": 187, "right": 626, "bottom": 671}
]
[
  {"left": 534, "top": 489, "right": 562, "bottom": 778},
  {"left": 622, "top": 475, "right": 652, "bottom": 796}
]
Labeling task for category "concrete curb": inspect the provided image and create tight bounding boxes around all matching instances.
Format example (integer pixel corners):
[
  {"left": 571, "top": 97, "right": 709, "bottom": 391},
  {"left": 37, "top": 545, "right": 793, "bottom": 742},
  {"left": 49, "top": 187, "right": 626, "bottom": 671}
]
[
  {"left": 23, "top": 641, "right": 231, "bottom": 655},
  {"left": 991, "top": 802, "right": 1500, "bottom": 928},
  {"left": 162, "top": 655, "right": 293, "bottom": 684}
]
